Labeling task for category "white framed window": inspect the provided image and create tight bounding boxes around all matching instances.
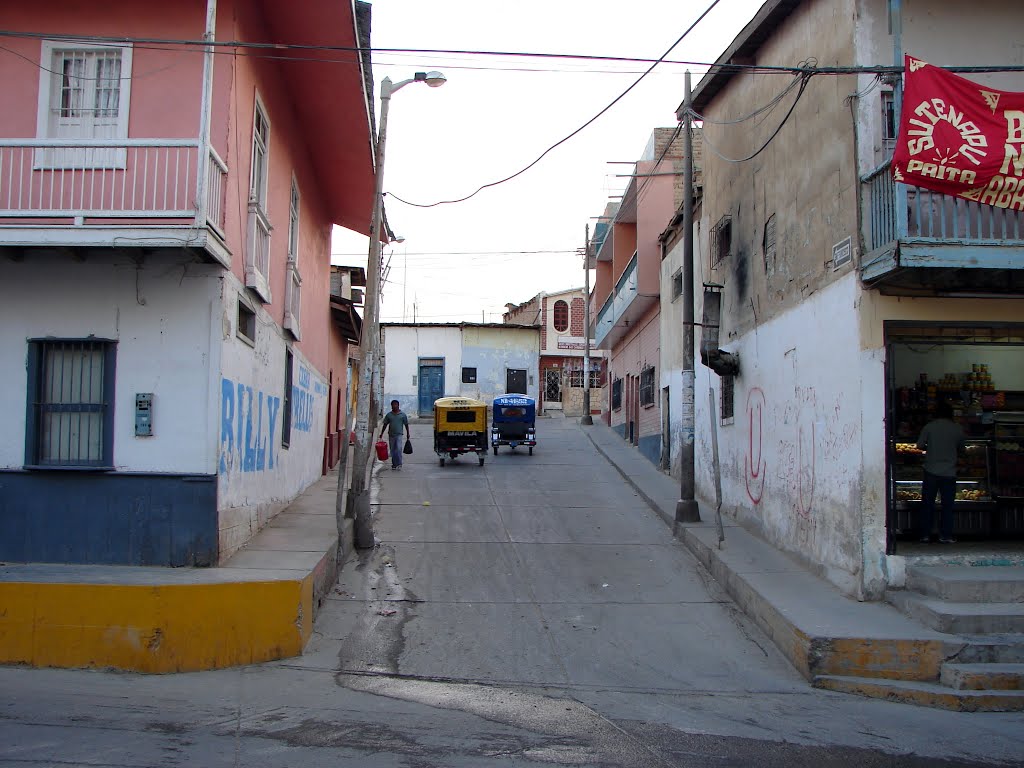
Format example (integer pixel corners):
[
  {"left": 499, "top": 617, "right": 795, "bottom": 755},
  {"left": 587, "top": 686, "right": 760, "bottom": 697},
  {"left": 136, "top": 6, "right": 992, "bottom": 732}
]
[
  {"left": 284, "top": 177, "right": 302, "bottom": 338},
  {"left": 284, "top": 264, "right": 302, "bottom": 339},
  {"left": 245, "top": 94, "right": 272, "bottom": 302},
  {"left": 250, "top": 96, "right": 270, "bottom": 210},
  {"left": 287, "top": 177, "right": 300, "bottom": 264},
  {"left": 35, "top": 41, "right": 133, "bottom": 168},
  {"left": 882, "top": 91, "right": 897, "bottom": 159}
]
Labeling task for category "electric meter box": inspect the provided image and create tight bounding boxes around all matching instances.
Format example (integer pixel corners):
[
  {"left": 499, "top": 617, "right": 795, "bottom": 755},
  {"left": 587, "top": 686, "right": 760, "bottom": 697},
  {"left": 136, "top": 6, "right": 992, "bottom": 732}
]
[{"left": 135, "top": 393, "right": 154, "bottom": 436}]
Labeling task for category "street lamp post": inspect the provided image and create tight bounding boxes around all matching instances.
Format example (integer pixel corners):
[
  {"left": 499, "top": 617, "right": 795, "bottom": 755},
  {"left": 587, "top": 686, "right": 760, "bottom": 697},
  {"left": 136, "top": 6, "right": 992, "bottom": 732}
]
[{"left": 350, "top": 71, "right": 446, "bottom": 549}]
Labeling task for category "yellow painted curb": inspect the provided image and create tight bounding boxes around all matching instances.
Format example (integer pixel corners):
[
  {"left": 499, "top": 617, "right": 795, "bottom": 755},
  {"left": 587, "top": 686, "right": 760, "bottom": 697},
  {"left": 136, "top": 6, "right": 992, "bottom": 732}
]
[{"left": 0, "top": 575, "right": 313, "bottom": 673}]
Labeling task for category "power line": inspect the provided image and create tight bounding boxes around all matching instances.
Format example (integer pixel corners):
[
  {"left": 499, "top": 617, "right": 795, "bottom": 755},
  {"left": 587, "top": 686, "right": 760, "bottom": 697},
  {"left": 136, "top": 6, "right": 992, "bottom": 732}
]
[
  {"left": 387, "top": 0, "right": 728, "bottom": 209},
  {"left": 4, "top": 28, "right": 1024, "bottom": 77}
]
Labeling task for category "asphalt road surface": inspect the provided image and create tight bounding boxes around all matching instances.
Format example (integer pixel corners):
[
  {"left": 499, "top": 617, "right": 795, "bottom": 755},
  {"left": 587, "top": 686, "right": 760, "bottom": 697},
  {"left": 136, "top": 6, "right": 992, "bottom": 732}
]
[{"left": 1, "top": 416, "right": 1022, "bottom": 766}]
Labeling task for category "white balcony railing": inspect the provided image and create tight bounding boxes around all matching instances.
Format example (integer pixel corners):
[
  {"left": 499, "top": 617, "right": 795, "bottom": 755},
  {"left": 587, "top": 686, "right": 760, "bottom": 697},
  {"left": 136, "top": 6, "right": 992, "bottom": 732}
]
[{"left": 0, "top": 139, "right": 227, "bottom": 232}]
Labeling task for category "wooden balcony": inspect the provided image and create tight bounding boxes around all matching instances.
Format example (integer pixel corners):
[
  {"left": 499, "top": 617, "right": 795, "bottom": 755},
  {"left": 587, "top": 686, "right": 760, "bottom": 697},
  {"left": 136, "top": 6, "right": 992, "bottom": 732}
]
[
  {"left": 861, "top": 160, "right": 1024, "bottom": 296},
  {"left": 0, "top": 139, "right": 230, "bottom": 266}
]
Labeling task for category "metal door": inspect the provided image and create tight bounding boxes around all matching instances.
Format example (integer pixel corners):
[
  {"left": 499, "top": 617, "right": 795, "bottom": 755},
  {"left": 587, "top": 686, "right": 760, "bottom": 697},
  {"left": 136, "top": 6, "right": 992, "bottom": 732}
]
[
  {"left": 507, "top": 368, "right": 527, "bottom": 394},
  {"left": 544, "top": 369, "right": 561, "bottom": 403},
  {"left": 418, "top": 364, "right": 444, "bottom": 415}
]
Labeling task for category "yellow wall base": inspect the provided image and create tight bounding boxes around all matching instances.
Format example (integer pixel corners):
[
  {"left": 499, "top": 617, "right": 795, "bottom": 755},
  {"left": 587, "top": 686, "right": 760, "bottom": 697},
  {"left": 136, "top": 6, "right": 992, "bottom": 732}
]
[{"left": 0, "top": 576, "right": 313, "bottom": 673}]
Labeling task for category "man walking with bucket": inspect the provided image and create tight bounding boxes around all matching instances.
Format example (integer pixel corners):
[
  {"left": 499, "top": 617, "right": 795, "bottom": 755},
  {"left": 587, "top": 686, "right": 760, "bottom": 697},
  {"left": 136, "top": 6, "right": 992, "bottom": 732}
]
[{"left": 380, "top": 399, "right": 411, "bottom": 471}]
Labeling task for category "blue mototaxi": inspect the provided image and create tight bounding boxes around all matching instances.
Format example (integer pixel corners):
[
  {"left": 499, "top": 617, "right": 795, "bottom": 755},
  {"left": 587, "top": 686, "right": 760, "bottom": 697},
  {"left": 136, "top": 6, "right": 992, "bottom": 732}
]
[{"left": 490, "top": 394, "right": 537, "bottom": 455}]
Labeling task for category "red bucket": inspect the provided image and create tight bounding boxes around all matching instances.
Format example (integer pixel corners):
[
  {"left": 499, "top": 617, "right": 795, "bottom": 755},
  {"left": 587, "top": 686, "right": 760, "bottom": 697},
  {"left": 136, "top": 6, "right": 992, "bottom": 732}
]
[{"left": 375, "top": 440, "right": 389, "bottom": 461}]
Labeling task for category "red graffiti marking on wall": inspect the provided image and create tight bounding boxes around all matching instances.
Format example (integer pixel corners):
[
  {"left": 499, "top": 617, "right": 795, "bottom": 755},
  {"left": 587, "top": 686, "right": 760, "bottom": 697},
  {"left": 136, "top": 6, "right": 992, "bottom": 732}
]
[
  {"left": 745, "top": 387, "right": 766, "bottom": 504},
  {"left": 797, "top": 421, "right": 816, "bottom": 517}
]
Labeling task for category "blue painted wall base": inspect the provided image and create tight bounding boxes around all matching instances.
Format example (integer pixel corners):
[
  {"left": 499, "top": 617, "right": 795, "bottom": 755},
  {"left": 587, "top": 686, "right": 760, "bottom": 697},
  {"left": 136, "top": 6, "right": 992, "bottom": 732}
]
[{"left": 0, "top": 471, "right": 217, "bottom": 566}]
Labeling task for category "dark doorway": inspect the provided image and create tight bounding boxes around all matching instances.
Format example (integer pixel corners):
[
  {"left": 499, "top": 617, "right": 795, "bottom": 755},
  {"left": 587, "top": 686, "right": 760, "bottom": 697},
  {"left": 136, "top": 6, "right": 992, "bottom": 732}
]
[{"left": 507, "top": 368, "right": 527, "bottom": 394}]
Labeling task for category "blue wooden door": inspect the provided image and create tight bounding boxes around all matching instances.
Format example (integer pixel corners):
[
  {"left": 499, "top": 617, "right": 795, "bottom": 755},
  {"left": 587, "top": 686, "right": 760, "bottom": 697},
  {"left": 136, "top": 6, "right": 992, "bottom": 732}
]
[{"left": 418, "top": 365, "right": 444, "bottom": 415}]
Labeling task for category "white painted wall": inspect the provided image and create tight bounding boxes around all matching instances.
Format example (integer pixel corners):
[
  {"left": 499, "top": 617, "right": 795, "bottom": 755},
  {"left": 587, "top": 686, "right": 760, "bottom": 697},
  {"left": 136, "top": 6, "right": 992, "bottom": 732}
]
[
  {"left": 381, "top": 325, "right": 540, "bottom": 412},
  {"left": 694, "top": 274, "right": 867, "bottom": 597},
  {"left": 462, "top": 326, "right": 540, "bottom": 403},
  {"left": 0, "top": 254, "right": 221, "bottom": 474},
  {"left": 381, "top": 325, "right": 463, "bottom": 415},
  {"left": 217, "top": 274, "right": 329, "bottom": 557}
]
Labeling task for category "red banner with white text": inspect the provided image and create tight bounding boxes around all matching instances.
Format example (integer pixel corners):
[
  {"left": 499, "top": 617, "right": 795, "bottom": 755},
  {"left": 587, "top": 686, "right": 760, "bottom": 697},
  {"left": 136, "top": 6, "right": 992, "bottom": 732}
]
[{"left": 892, "top": 55, "right": 1024, "bottom": 210}]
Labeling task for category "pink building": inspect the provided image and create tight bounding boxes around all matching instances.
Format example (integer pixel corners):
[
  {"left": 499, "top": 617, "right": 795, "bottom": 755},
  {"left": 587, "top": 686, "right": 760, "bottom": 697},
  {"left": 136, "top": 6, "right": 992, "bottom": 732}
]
[
  {"left": 0, "top": 1, "right": 375, "bottom": 565},
  {"left": 503, "top": 287, "right": 605, "bottom": 417},
  {"left": 591, "top": 128, "right": 686, "bottom": 466}
]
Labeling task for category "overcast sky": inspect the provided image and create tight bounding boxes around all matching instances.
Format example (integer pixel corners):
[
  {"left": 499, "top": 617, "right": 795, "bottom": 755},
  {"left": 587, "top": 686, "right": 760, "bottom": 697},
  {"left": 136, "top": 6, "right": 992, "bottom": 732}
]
[{"left": 331, "top": 0, "right": 768, "bottom": 324}]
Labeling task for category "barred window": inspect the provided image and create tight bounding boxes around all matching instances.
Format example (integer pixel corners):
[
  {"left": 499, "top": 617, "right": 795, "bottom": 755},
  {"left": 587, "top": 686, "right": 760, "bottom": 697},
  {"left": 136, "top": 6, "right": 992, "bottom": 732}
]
[
  {"left": 611, "top": 378, "right": 622, "bottom": 410},
  {"left": 711, "top": 215, "right": 732, "bottom": 269},
  {"left": 671, "top": 269, "right": 683, "bottom": 300},
  {"left": 721, "top": 375, "right": 735, "bottom": 421},
  {"left": 569, "top": 369, "right": 583, "bottom": 388},
  {"left": 553, "top": 300, "right": 569, "bottom": 332},
  {"left": 640, "top": 365, "right": 655, "bottom": 407},
  {"left": 25, "top": 339, "right": 116, "bottom": 468}
]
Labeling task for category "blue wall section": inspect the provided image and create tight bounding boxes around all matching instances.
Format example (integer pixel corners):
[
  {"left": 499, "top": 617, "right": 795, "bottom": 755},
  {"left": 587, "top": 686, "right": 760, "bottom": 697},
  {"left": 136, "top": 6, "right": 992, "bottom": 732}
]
[
  {"left": 638, "top": 434, "right": 662, "bottom": 468},
  {"left": 0, "top": 471, "right": 217, "bottom": 566}
]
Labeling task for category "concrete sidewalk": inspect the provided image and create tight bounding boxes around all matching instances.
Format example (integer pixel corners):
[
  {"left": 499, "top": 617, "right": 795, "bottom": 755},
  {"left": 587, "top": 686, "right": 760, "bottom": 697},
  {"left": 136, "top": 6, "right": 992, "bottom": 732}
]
[{"left": 582, "top": 417, "right": 1024, "bottom": 711}]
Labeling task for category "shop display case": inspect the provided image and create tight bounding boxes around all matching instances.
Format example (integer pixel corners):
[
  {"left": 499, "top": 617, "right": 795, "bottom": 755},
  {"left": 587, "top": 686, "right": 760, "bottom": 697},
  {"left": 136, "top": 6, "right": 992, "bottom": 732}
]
[
  {"left": 992, "top": 413, "right": 1024, "bottom": 534},
  {"left": 891, "top": 439, "right": 995, "bottom": 535}
]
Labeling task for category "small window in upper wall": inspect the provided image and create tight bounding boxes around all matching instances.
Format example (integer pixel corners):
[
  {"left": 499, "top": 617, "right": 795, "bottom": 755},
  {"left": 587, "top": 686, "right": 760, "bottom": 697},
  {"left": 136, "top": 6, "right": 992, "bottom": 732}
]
[
  {"left": 711, "top": 215, "right": 732, "bottom": 269},
  {"left": 882, "top": 91, "right": 897, "bottom": 143},
  {"left": 763, "top": 214, "right": 776, "bottom": 271},
  {"left": 462, "top": 367, "right": 477, "bottom": 383},
  {"left": 553, "top": 300, "right": 569, "bottom": 332},
  {"left": 721, "top": 375, "right": 735, "bottom": 422},
  {"left": 237, "top": 298, "right": 256, "bottom": 346},
  {"left": 671, "top": 269, "right": 683, "bottom": 300},
  {"left": 639, "top": 365, "right": 655, "bottom": 407}
]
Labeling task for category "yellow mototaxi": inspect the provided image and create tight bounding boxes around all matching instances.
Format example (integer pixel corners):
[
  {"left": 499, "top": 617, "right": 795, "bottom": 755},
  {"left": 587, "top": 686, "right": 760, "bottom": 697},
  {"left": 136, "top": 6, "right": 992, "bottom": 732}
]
[{"left": 433, "top": 396, "right": 488, "bottom": 466}]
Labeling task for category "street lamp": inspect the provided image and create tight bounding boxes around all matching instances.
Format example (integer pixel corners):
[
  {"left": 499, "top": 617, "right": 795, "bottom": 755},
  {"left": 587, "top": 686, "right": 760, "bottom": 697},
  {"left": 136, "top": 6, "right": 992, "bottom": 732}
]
[{"left": 350, "top": 71, "right": 446, "bottom": 549}]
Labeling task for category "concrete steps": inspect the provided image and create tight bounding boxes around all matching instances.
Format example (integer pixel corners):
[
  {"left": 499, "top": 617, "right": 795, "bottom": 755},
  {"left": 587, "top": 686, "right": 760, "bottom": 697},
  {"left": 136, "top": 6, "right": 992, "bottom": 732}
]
[
  {"left": 812, "top": 565, "right": 1024, "bottom": 711},
  {"left": 814, "top": 675, "right": 1024, "bottom": 712}
]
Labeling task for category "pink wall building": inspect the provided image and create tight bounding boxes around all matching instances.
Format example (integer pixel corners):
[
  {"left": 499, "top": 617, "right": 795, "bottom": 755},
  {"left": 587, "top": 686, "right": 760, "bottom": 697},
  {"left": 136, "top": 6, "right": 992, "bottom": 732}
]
[
  {"left": 0, "top": 0, "right": 375, "bottom": 566},
  {"left": 591, "top": 128, "right": 685, "bottom": 466}
]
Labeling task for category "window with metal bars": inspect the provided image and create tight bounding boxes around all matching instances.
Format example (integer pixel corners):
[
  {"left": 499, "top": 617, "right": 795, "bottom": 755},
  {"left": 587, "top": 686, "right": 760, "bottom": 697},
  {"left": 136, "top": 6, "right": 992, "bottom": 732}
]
[
  {"left": 640, "top": 365, "right": 655, "bottom": 407},
  {"left": 711, "top": 215, "right": 732, "bottom": 269},
  {"left": 721, "top": 375, "right": 735, "bottom": 421},
  {"left": 25, "top": 339, "right": 116, "bottom": 468},
  {"left": 611, "top": 377, "right": 622, "bottom": 410},
  {"left": 552, "top": 299, "right": 569, "bottom": 332}
]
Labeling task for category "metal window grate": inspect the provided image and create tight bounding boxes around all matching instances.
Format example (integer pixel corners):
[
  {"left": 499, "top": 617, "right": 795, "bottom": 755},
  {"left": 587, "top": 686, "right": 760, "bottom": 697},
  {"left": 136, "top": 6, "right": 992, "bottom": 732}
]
[
  {"left": 640, "top": 366, "right": 655, "bottom": 407},
  {"left": 671, "top": 269, "right": 683, "bottom": 300},
  {"left": 711, "top": 215, "right": 732, "bottom": 269},
  {"left": 552, "top": 300, "right": 569, "bottom": 332},
  {"left": 611, "top": 378, "right": 622, "bottom": 410},
  {"left": 33, "top": 340, "right": 111, "bottom": 466},
  {"left": 720, "top": 375, "right": 735, "bottom": 421}
]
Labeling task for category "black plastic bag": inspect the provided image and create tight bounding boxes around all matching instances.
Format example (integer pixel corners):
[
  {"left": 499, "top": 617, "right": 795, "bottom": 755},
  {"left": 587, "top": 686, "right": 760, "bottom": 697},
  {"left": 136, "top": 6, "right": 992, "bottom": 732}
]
[{"left": 403, "top": 438, "right": 413, "bottom": 455}]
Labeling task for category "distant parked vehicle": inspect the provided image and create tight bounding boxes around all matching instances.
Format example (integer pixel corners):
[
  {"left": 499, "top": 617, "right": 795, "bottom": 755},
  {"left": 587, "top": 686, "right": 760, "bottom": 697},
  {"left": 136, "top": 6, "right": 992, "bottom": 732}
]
[
  {"left": 491, "top": 394, "right": 536, "bottom": 455},
  {"left": 433, "top": 397, "right": 488, "bottom": 466}
]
